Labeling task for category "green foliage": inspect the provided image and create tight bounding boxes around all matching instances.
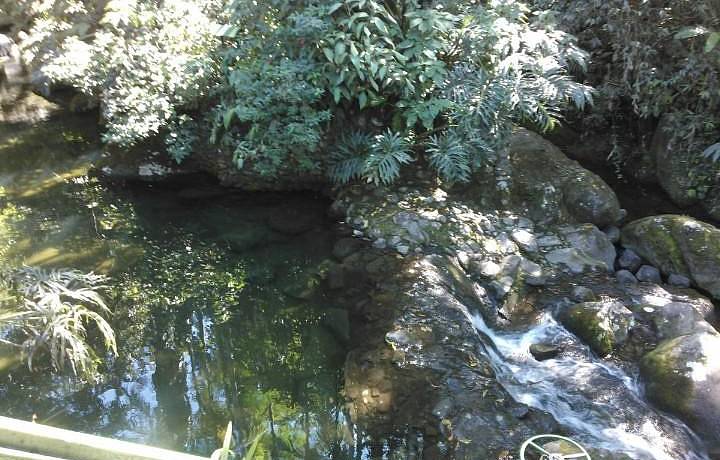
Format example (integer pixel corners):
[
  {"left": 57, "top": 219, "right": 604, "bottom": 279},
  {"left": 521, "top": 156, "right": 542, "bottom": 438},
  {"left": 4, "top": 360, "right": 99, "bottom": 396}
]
[
  {"left": 0, "top": 267, "right": 116, "bottom": 380},
  {"left": 537, "top": 0, "right": 720, "bottom": 164},
  {"left": 166, "top": 114, "right": 200, "bottom": 164},
  {"left": 328, "top": 130, "right": 413, "bottom": 185},
  {"left": 216, "top": 58, "right": 331, "bottom": 176},
  {"left": 10, "top": 0, "right": 592, "bottom": 184},
  {"left": 5, "top": 0, "right": 223, "bottom": 147},
  {"left": 427, "top": 131, "right": 472, "bottom": 183},
  {"left": 363, "top": 130, "right": 414, "bottom": 185},
  {"left": 210, "top": 421, "right": 235, "bottom": 460},
  {"left": 327, "top": 132, "right": 372, "bottom": 184},
  {"left": 703, "top": 143, "right": 720, "bottom": 163},
  {"left": 217, "top": 0, "right": 591, "bottom": 183}
]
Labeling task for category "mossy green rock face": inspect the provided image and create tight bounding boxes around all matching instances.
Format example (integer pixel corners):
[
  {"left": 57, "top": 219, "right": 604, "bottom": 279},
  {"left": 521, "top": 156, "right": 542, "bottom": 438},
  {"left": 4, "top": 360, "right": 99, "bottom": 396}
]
[
  {"left": 621, "top": 215, "right": 720, "bottom": 300},
  {"left": 559, "top": 301, "right": 634, "bottom": 356},
  {"left": 640, "top": 331, "right": 720, "bottom": 451}
]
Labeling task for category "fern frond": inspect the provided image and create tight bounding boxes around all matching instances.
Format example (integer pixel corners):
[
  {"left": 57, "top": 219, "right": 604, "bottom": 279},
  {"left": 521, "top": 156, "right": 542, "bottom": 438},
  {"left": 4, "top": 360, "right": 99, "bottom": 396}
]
[
  {"left": 362, "top": 130, "right": 414, "bottom": 185},
  {"left": 327, "top": 131, "right": 372, "bottom": 184},
  {"left": 427, "top": 132, "right": 472, "bottom": 183}
]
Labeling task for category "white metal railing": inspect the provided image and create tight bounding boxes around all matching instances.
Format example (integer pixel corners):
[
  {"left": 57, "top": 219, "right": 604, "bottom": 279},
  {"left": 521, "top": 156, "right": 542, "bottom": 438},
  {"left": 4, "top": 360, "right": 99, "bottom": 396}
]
[{"left": 0, "top": 416, "right": 210, "bottom": 460}]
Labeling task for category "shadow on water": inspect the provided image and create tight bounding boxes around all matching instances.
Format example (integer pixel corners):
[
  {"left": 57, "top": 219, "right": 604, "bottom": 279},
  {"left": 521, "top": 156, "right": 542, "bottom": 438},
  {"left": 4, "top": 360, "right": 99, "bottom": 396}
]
[{"left": 0, "top": 88, "right": 425, "bottom": 459}]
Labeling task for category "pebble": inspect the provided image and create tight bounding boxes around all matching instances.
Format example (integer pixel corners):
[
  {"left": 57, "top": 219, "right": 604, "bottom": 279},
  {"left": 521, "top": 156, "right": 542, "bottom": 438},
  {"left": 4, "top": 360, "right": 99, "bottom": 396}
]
[
  {"left": 373, "top": 238, "right": 387, "bottom": 249},
  {"left": 537, "top": 235, "right": 562, "bottom": 247},
  {"left": 511, "top": 229, "right": 538, "bottom": 253},
  {"left": 396, "top": 245, "right": 410, "bottom": 255},
  {"left": 456, "top": 251, "right": 471, "bottom": 271},
  {"left": 476, "top": 260, "right": 501, "bottom": 277},
  {"left": 520, "top": 259, "right": 546, "bottom": 286}
]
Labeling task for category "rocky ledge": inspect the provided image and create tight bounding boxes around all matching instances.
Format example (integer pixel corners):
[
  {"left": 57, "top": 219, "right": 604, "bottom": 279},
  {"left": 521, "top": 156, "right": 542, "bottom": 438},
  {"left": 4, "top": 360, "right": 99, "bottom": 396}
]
[{"left": 330, "top": 130, "right": 720, "bottom": 458}]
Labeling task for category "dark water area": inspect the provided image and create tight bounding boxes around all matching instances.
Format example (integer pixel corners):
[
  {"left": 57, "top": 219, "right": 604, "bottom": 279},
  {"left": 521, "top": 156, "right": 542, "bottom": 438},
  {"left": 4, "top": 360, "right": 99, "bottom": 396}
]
[
  {"left": 594, "top": 167, "right": 717, "bottom": 225},
  {"left": 0, "top": 96, "right": 424, "bottom": 458}
]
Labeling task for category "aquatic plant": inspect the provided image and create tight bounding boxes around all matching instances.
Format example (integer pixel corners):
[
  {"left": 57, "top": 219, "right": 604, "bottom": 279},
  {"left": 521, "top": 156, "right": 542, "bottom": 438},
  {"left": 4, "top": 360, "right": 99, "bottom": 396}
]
[{"left": 0, "top": 266, "right": 117, "bottom": 379}]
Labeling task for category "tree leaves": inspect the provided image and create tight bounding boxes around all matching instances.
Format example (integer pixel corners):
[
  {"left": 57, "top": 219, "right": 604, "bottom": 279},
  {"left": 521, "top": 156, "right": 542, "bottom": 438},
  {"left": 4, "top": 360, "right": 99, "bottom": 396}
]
[
  {"left": 702, "top": 142, "right": 720, "bottom": 162},
  {"left": 218, "top": 0, "right": 594, "bottom": 185}
]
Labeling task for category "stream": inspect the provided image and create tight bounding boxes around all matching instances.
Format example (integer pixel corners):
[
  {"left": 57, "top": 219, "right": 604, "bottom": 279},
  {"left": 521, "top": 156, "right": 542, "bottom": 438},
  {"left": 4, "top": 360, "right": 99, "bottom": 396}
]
[{"left": 472, "top": 311, "right": 710, "bottom": 459}]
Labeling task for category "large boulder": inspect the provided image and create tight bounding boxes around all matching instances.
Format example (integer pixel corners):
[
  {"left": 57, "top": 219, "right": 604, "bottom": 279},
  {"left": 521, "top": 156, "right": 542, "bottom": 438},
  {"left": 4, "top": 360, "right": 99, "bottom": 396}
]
[
  {"left": 640, "top": 329, "right": 720, "bottom": 452},
  {"left": 499, "top": 129, "right": 623, "bottom": 227},
  {"left": 621, "top": 215, "right": 720, "bottom": 299},
  {"left": 631, "top": 302, "right": 705, "bottom": 341},
  {"left": 651, "top": 115, "right": 720, "bottom": 220}
]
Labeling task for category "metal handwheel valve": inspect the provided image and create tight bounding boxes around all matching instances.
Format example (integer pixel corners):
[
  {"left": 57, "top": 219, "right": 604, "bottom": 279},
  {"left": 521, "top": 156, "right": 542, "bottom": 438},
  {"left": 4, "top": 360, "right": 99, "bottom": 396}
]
[{"left": 520, "top": 434, "right": 591, "bottom": 460}]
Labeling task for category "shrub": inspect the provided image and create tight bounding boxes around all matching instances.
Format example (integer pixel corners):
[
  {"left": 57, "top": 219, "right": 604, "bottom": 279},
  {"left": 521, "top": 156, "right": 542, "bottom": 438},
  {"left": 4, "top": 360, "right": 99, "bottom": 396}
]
[
  {"left": 3, "top": 0, "right": 223, "bottom": 147},
  {"left": 8, "top": 1, "right": 592, "bottom": 184},
  {"left": 215, "top": 0, "right": 592, "bottom": 184},
  {"left": 535, "top": 0, "right": 720, "bottom": 165}
]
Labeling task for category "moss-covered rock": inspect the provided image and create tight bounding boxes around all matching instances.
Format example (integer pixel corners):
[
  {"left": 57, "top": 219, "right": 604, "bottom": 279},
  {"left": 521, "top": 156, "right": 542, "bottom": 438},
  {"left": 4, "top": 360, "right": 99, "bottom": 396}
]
[
  {"left": 640, "top": 330, "right": 720, "bottom": 451},
  {"left": 621, "top": 215, "right": 720, "bottom": 299},
  {"left": 559, "top": 301, "right": 634, "bottom": 356}
]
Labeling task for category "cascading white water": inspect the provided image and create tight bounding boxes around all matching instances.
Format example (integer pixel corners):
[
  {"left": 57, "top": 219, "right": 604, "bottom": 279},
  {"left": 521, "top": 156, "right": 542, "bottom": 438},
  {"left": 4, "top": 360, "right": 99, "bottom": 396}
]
[{"left": 471, "top": 311, "right": 709, "bottom": 460}]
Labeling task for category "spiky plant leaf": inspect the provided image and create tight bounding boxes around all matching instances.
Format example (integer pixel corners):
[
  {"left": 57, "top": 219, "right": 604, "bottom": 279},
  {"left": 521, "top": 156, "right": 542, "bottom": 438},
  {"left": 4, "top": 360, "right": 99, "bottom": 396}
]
[
  {"left": 327, "top": 131, "right": 373, "bottom": 184},
  {"left": 1, "top": 267, "right": 117, "bottom": 380},
  {"left": 427, "top": 132, "right": 472, "bottom": 183},
  {"left": 362, "top": 130, "right": 414, "bottom": 185}
]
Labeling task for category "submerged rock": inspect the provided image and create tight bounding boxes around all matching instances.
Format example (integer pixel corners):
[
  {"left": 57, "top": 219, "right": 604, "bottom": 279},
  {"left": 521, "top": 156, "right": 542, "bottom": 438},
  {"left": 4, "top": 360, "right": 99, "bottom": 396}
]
[
  {"left": 641, "top": 330, "right": 720, "bottom": 452},
  {"left": 529, "top": 343, "right": 561, "bottom": 361},
  {"left": 621, "top": 215, "right": 720, "bottom": 300},
  {"left": 268, "top": 202, "right": 325, "bottom": 235},
  {"left": 332, "top": 237, "right": 365, "bottom": 259}
]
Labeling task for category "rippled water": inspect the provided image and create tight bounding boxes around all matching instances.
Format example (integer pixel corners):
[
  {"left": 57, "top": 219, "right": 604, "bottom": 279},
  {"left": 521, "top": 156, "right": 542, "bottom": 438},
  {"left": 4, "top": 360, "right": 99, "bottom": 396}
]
[{"left": 472, "top": 311, "right": 709, "bottom": 459}]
